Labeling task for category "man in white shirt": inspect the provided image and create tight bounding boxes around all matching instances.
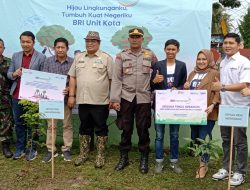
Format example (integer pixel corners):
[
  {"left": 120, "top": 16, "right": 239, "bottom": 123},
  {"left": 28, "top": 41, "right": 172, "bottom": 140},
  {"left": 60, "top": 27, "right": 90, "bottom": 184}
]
[{"left": 212, "top": 33, "right": 250, "bottom": 187}]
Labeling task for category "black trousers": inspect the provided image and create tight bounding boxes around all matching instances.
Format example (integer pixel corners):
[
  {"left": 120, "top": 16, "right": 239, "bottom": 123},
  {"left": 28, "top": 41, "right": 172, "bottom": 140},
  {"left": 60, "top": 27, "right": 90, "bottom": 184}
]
[
  {"left": 78, "top": 104, "right": 109, "bottom": 136},
  {"left": 220, "top": 126, "right": 248, "bottom": 174},
  {"left": 117, "top": 98, "right": 151, "bottom": 153}
]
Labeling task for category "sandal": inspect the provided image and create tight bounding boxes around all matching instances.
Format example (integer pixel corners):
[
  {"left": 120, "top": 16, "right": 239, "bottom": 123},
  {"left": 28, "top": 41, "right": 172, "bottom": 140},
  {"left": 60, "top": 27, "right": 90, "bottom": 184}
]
[{"left": 196, "top": 165, "right": 208, "bottom": 179}]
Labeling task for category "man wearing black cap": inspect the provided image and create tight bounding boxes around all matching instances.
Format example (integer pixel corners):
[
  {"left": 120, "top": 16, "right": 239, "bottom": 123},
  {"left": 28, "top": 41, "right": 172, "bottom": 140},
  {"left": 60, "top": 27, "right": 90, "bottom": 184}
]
[
  {"left": 110, "top": 27, "right": 157, "bottom": 174},
  {"left": 68, "top": 31, "right": 113, "bottom": 168}
]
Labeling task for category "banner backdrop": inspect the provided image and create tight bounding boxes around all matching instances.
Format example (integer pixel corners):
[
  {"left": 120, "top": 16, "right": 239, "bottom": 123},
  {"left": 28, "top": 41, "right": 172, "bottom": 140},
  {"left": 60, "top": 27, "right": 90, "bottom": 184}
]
[{"left": 0, "top": 0, "right": 212, "bottom": 72}]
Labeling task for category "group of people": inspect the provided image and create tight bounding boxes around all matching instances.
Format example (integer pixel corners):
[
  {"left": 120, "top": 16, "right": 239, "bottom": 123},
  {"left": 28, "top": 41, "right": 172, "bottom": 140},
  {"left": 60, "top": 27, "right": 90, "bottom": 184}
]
[{"left": 0, "top": 28, "right": 250, "bottom": 187}]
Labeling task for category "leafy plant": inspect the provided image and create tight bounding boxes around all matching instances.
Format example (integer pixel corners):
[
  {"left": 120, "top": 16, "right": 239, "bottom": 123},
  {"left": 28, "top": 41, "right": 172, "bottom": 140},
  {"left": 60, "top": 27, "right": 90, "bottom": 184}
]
[
  {"left": 184, "top": 135, "right": 221, "bottom": 161},
  {"left": 219, "top": 0, "right": 241, "bottom": 9},
  {"left": 18, "top": 99, "right": 47, "bottom": 148},
  {"left": 239, "top": 8, "right": 250, "bottom": 48},
  {"left": 212, "top": 3, "right": 233, "bottom": 34}
]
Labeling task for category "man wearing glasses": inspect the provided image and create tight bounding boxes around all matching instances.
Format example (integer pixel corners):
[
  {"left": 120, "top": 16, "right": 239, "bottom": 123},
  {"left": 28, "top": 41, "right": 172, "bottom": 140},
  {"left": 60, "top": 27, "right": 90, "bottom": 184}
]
[
  {"left": 68, "top": 31, "right": 113, "bottom": 168},
  {"left": 110, "top": 28, "right": 157, "bottom": 174}
]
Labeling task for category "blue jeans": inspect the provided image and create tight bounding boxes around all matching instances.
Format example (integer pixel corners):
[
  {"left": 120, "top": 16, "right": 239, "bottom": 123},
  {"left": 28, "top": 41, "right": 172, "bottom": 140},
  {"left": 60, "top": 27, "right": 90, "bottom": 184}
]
[
  {"left": 155, "top": 124, "right": 180, "bottom": 162},
  {"left": 190, "top": 120, "right": 215, "bottom": 163},
  {"left": 12, "top": 98, "right": 37, "bottom": 153}
]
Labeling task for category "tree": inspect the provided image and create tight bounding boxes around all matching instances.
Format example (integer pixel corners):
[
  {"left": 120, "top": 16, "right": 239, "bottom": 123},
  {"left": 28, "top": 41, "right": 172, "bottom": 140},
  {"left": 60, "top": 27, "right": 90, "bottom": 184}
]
[
  {"left": 212, "top": 1, "right": 241, "bottom": 35},
  {"left": 36, "top": 25, "right": 75, "bottom": 55},
  {"left": 239, "top": 8, "right": 250, "bottom": 48},
  {"left": 212, "top": 3, "right": 231, "bottom": 34},
  {"left": 219, "top": 0, "right": 241, "bottom": 9},
  {"left": 111, "top": 25, "right": 153, "bottom": 50},
  {"left": 19, "top": 99, "right": 47, "bottom": 149}
]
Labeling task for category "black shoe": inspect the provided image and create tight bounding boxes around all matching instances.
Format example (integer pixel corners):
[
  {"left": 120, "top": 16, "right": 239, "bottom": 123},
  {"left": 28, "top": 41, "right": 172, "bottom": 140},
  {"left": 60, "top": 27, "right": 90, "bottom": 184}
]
[
  {"left": 2, "top": 141, "right": 13, "bottom": 158},
  {"left": 115, "top": 152, "right": 129, "bottom": 171},
  {"left": 62, "top": 150, "right": 71, "bottom": 161},
  {"left": 139, "top": 153, "right": 149, "bottom": 174},
  {"left": 42, "top": 150, "right": 58, "bottom": 163}
]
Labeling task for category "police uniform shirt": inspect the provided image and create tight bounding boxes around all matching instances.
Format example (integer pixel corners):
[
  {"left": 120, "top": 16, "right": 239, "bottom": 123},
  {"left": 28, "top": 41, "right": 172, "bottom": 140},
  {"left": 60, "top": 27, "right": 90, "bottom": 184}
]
[
  {"left": 110, "top": 48, "right": 157, "bottom": 104},
  {"left": 68, "top": 50, "right": 113, "bottom": 105},
  {"left": 220, "top": 52, "right": 250, "bottom": 106}
]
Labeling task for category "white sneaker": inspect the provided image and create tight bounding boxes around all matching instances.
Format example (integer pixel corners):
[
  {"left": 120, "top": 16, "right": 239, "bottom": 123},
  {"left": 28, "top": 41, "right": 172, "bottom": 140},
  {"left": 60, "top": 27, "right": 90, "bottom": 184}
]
[
  {"left": 212, "top": 168, "right": 229, "bottom": 180},
  {"left": 170, "top": 162, "right": 183, "bottom": 173},
  {"left": 154, "top": 161, "right": 164, "bottom": 174},
  {"left": 230, "top": 173, "right": 245, "bottom": 187}
]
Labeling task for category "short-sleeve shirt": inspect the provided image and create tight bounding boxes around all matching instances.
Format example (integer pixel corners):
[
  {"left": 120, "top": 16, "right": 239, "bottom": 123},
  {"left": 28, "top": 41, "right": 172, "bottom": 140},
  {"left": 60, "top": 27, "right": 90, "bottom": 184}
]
[
  {"left": 43, "top": 55, "right": 73, "bottom": 84},
  {"left": 110, "top": 48, "right": 157, "bottom": 104},
  {"left": 68, "top": 50, "right": 113, "bottom": 105},
  {"left": 43, "top": 55, "right": 73, "bottom": 75},
  {"left": 220, "top": 52, "right": 250, "bottom": 106}
]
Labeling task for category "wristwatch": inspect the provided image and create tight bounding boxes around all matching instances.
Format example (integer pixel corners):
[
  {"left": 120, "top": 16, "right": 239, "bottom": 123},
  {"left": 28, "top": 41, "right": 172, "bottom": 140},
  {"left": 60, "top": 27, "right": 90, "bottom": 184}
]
[{"left": 221, "top": 84, "right": 226, "bottom": 92}]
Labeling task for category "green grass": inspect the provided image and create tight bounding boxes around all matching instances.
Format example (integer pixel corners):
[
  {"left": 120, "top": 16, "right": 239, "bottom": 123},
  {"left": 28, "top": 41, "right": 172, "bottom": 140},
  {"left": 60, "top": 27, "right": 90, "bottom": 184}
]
[
  {"left": 0, "top": 147, "right": 250, "bottom": 190},
  {"left": 1, "top": 115, "right": 250, "bottom": 189}
]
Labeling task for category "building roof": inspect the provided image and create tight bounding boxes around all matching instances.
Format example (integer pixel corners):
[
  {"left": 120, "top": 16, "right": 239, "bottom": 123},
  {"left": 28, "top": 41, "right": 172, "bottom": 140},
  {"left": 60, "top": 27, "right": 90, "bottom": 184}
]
[
  {"left": 211, "top": 48, "right": 250, "bottom": 62},
  {"left": 239, "top": 49, "right": 250, "bottom": 59}
]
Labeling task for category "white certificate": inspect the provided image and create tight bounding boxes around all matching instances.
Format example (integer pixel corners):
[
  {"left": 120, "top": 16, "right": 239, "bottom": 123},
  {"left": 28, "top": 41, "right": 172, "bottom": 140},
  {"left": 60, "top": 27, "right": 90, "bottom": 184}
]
[
  {"left": 19, "top": 69, "right": 67, "bottom": 102},
  {"left": 155, "top": 90, "right": 207, "bottom": 125}
]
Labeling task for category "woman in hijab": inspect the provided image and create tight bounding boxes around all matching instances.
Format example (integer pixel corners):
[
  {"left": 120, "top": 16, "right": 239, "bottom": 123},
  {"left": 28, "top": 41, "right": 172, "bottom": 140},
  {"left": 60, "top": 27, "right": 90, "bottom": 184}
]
[{"left": 184, "top": 49, "right": 220, "bottom": 179}]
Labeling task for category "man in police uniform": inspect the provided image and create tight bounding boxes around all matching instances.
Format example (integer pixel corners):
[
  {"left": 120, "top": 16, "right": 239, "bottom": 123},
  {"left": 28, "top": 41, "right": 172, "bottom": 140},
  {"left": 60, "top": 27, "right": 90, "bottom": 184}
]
[
  {"left": 68, "top": 31, "right": 113, "bottom": 168},
  {"left": 0, "top": 38, "right": 13, "bottom": 158},
  {"left": 110, "top": 28, "right": 157, "bottom": 174}
]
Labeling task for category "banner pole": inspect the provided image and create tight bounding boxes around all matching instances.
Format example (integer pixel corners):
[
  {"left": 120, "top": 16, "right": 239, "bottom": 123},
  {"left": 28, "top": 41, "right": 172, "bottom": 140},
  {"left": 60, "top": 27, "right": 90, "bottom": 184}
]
[
  {"left": 227, "top": 126, "right": 234, "bottom": 190},
  {"left": 51, "top": 119, "right": 55, "bottom": 179}
]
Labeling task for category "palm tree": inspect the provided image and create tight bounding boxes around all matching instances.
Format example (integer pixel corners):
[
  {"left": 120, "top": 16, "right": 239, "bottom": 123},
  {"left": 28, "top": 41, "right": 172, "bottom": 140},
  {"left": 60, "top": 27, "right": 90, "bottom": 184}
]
[
  {"left": 219, "top": 0, "right": 241, "bottom": 8},
  {"left": 212, "top": 3, "right": 232, "bottom": 34},
  {"left": 212, "top": 0, "right": 241, "bottom": 34}
]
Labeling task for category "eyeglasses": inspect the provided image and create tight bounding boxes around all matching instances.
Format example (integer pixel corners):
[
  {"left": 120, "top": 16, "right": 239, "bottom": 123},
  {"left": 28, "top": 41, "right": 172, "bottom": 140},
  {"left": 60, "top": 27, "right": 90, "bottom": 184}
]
[{"left": 129, "top": 35, "right": 142, "bottom": 39}]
